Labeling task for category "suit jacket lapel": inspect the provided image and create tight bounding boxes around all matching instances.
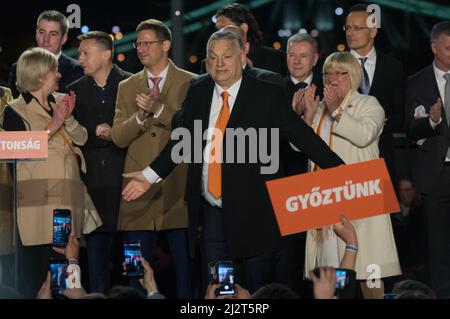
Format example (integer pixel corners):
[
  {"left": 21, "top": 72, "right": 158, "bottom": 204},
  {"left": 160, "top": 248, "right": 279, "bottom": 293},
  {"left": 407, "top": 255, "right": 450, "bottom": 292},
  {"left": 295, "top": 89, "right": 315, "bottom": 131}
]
[
  {"left": 137, "top": 69, "right": 149, "bottom": 93},
  {"left": 160, "top": 60, "right": 175, "bottom": 99},
  {"left": 369, "top": 52, "right": 383, "bottom": 96},
  {"left": 227, "top": 74, "right": 249, "bottom": 129}
]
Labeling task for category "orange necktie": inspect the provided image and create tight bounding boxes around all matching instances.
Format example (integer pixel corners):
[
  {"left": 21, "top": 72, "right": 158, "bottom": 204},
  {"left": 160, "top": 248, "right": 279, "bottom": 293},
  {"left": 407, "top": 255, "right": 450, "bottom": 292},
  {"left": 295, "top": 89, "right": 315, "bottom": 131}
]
[
  {"left": 208, "top": 91, "right": 230, "bottom": 198},
  {"left": 313, "top": 109, "right": 334, "bottom": 172}
]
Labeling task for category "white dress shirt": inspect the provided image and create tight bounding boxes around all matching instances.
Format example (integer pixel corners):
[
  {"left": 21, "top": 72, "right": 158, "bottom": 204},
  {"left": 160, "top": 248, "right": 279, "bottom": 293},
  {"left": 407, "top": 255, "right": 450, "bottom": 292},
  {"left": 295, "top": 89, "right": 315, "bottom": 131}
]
[
  {"left": 55, "top": 51, "right": 62, "bottom": 60},
  {"left": 350, "top": 47, "right": 377, "bottom": 87},
  {"left": 427, "top": 62, "right": 449, "bottom": 129},
  {"left": 143, "top": 77, "right": 243, "bottom": 208},
  {"left": 146, "top": 63, "right": 169, "bottom": 92},
  {"left": 136, "top": 63, "right": 169, "bottom": 125}
]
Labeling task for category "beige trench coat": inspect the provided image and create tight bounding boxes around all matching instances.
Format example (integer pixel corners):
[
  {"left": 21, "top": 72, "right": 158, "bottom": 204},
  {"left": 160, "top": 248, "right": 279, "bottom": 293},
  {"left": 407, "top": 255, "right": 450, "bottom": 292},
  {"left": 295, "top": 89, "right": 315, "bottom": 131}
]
[
  {"left": 304, "top": 90, "right": 401, "bottom": 280},
  {"left": 6, "top": 93, "right": 102, "bottom": 246},
  {"left": 111, "top": 60, "right": 196, "bottom": 231}
]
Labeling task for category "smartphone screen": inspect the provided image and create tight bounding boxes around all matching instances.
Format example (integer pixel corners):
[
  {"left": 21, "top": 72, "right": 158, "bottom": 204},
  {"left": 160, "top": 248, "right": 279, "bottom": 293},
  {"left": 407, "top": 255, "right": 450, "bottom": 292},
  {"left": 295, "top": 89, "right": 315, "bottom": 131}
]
[
  {"left": 335, "top": 269, "right": 348, "bottom": 290},
  {"left": 52, "top": 209, "right": 71, "bottom": 248},
  {"left": 50, "top": 258, "right": 68, "bottom": 296},
  {"left": 216, "top": 262, "right": 235, "bottom": 296},
  {"left": 123, "top": 241, "right": 144, "bottom": 278}
]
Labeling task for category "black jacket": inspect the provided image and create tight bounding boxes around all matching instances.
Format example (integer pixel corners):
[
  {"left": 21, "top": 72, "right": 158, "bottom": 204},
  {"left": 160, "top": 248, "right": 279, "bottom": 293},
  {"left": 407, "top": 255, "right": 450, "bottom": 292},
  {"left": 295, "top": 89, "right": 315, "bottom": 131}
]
[
  {"left": 280, "top": 74, "right": 324, "bottom": 176},
  {"left": 68, "top": 64, "right": 132, "bottom": 232},
  {"left": 405, "top": 64, "right": 448, "bottom": 194},
  {"left": 368, "top": 51, "right": 405, "bottom": 185},
  {"left": 152, "top": 72, "right": 344, "bottom": 259}
]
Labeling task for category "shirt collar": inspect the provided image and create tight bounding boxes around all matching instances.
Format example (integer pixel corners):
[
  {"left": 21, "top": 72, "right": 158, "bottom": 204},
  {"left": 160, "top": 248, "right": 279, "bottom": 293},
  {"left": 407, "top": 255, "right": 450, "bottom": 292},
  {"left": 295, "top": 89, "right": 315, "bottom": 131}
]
[
  {"left": 290, "top": 73, "right": 313, "bottom": 86},
  {"left": 433, "top": 61, "right": 450, "bottom": 81},
  {"left": 22, "top": 91, "right": 56, "bottom": 105},
  {"left": 146, "top": 62, "right": 169, "bottom": 80},
  {"left": 55, "top": 51, "right": 62, "bottom": 61},
  {"left": 214, "top": 77, "right": 242, "bottom": 101},
  {"left": 89, "top": 64, "right": 117, "bottom": 88},
  {"left": 350, "top": 47, "right": 376, "bottom": 63}
]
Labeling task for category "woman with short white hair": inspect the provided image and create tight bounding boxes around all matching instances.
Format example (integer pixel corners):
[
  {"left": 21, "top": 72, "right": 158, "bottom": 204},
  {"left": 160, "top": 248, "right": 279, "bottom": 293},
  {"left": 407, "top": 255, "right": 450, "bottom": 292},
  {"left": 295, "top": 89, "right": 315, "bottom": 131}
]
[
  {"left": 293, "top": 51, "right": 401, "bottom": 299},
  {"left": 3, "top": 47, "right": 101, "bottom": 298}
]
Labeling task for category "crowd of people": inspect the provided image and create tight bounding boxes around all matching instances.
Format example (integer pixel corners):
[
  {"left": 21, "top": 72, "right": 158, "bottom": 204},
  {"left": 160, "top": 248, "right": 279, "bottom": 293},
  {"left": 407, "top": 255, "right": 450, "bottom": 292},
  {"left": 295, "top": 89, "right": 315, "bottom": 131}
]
[{"left": 0, "top": 2, "right": 449, "bottom": 299}]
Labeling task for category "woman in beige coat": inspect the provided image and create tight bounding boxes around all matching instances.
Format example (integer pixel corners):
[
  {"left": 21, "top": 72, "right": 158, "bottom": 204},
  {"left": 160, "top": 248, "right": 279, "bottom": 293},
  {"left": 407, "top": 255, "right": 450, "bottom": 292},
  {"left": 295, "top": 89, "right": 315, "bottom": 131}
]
[
  {"left": 292, "top": 52, "right": 401, "bottom": 298},
  {"left": 3, "top": 47, "right": 101, "bottom": 297}
]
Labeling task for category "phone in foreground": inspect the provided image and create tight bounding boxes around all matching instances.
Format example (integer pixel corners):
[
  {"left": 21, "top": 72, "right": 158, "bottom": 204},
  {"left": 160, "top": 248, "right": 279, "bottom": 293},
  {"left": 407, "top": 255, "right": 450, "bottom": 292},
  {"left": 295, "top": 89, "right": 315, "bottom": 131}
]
[
  {"left": 123, "top": 241, "right": 144, "bottom": 278},
  {"left": 50, "top": 258, "right": 68, "bottom": 297},
  {"left": 215, "top": 261, "right": 235, "bottom": 296},
  {"left": 52, "top": 209, "right": 72, "bottom": 248},
  {"left": 312, "top": 267, "right": 356, "bottom": 299}
]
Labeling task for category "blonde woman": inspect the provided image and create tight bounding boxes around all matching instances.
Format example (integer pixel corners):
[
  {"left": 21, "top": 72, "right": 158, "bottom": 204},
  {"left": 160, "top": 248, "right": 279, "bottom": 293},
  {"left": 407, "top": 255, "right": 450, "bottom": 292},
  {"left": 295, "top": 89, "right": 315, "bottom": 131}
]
[
  {"left": 3, "top": 47, "right": 101, "bottom": 297},
  {"left": 292, "top": 51, "right": 401, "bottom": 298}
]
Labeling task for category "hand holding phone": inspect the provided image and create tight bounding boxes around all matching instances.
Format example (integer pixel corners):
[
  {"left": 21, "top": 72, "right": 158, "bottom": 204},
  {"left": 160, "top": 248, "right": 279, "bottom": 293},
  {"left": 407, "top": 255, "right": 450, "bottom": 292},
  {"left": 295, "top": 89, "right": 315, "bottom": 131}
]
[
  {"left": 50, "top": 258, "right": 68, "bottom": 297},
  {"left": 52, "top": 209, "right": 72, "bottom": 248},
  {"left": 215, "top": 261, "right": 235, "bottom": 296},
  {"left": 123, "top": 241, "right": 144, "bottom": 278}
]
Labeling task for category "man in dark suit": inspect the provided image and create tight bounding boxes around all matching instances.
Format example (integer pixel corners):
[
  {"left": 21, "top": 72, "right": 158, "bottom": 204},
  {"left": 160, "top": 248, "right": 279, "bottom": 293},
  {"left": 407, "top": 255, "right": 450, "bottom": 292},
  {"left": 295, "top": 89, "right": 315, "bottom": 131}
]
[
  {"left": 405, "top": 21, "right": 450, "bottom": 298},
  {"left": 282, "top": 33, "right": 324, "bottom": 177},
  {"left": 68, "top": 31, "right": 131, "bottom": 294},
  {"left": 122, "top": 31, "right": 344, "bottom": 293},
  {"left": 345, "top": 4, "right": 405, "bottom": 190},
  {"left": 8, "top": 10, "right": 83, "bottom": 97},
  {"left": 213, "top": 2, "right": 287, "bottom": 76},
  {"left": 281, "top": 32, "right": 323, "bottom": 296}
]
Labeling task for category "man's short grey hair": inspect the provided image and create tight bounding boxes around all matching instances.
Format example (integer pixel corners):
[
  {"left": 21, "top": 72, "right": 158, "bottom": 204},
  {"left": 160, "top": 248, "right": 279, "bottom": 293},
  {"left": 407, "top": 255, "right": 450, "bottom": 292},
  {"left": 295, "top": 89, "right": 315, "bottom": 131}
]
[
  {"left": 287, "top": 33, "right": 318, "bottom": 53},
  {"left": 431, "top": 21, "right": 450, "bottom": 43},
  {"left": 206, "top": 31, "right": 243, "bottom": 56}
]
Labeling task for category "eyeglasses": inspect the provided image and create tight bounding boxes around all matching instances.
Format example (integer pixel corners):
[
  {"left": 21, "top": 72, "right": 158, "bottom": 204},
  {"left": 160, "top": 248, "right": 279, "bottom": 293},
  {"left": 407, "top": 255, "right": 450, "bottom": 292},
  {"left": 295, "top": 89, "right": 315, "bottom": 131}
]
[
  {"left": 323, "top": 71, "right": 349, "bottom": 79},
  {"left": 133, "top": 40, "right": 164, "bottom": 49},
  {"left": 343, "top": 25, "right": 369, "bottom": 32}
]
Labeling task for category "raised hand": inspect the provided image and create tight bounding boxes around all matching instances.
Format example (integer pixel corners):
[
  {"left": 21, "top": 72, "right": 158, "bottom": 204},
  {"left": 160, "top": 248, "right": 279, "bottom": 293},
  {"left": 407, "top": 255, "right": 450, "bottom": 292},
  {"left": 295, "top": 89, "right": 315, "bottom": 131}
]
[
  {"left": 136, "top": 89, "right": 162, "bottom": 121},
  {"left": 291, "top": 88, "right": 306, "bottom": 115},
  {"left": 333, "top": 214, "right": 357, "bottom": 246},
  {"left": 430, "top": 98, "right": 442, "bottom": 124},
  {"left": 52, "top": 231, "right": 80, "bottom": 261},
  {"left": 47, "top": 100, "right": 68, "bottom": 135},
  {"left": 323, "top": 85, "right": 340, "bottom": 114},
  {"left": 303, "top": 84, "right": 320, "bottom": 125},
  {"left": 309, "top": 267, "right": 337, "bottom": 299},
  {"left": 65, "top": 90, "right": 77, "bottom": 118}
]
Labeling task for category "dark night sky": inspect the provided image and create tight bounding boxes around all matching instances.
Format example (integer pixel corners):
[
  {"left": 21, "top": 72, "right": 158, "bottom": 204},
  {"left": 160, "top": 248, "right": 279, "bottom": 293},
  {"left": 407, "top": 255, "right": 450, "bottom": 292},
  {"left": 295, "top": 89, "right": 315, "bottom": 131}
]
[{"left": 0, "top": 0, "right": 447, "bottom": 84}]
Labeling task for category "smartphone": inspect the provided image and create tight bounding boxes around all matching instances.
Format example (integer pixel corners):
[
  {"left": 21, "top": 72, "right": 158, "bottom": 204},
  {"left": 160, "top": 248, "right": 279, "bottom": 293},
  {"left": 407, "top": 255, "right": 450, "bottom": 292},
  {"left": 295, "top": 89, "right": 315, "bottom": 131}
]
[
  {"left": 215, "top": 261, "right": 235, "bottom": 296},
  {"left": 52, "top": 209, "right": 72, "bottom": 248},
  {"left": 123, "top": 241, "right": 144, "bottom": 278},
  {"left": 50, "top": 258, "right": 68, "bottom": 297},
  {"left": 313, "top": 267, "right": 351, "bottom": 290},
  {"left": 335, "top": 269, "right": 349, "bottom": 290}
]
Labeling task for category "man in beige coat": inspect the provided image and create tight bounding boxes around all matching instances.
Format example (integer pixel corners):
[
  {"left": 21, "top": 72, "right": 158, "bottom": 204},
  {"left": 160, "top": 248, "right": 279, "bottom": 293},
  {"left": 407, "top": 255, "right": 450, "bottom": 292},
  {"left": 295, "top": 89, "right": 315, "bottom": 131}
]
[{"left": 111, "top": 19, "right": 196, "bottom": 298}]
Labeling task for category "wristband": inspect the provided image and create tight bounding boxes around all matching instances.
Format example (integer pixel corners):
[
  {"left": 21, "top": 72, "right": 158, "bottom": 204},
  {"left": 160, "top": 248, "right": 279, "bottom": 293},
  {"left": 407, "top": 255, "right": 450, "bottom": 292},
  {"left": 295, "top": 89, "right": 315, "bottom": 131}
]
[
  {"left": 68, "top": 258, "right": 79, "bottom": 265},
  {"left": 345, "top": 244, "right": 358, "bottom": 253}
]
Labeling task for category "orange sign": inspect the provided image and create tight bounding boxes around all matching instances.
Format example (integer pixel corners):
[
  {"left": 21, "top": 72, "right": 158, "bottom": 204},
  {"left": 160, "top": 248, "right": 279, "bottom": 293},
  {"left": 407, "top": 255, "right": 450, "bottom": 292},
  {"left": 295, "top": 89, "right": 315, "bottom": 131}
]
[
  {"left": 266, "top": 159, "right": 399, "bottom": 236},
  {"left": 0, "top": 131, "right": 48, "bottom": 160}
]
